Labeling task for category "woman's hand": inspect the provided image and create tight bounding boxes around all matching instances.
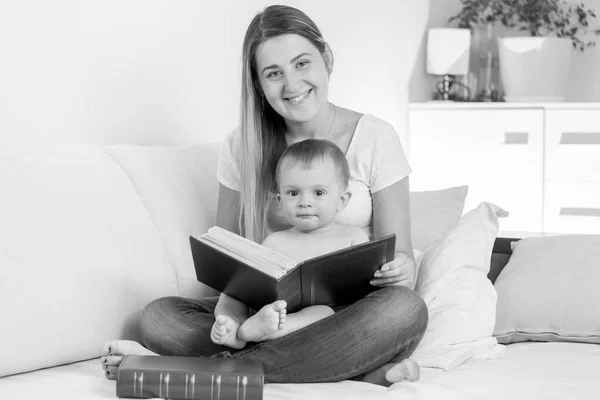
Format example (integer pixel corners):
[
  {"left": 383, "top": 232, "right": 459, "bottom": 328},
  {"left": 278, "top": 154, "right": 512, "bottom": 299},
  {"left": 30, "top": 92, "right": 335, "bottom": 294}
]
[{"left": 370, "top": 252, "right": 416, "bottom": 289}]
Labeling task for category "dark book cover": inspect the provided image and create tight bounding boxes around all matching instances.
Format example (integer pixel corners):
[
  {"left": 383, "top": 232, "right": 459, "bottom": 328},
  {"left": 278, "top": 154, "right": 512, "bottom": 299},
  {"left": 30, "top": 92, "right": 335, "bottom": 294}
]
[
  {"left": 190, "top": 233, "right": 396, "bottom": 313},
  {"left": 116, "top": 355, "right": 263, "bottom": 400}
]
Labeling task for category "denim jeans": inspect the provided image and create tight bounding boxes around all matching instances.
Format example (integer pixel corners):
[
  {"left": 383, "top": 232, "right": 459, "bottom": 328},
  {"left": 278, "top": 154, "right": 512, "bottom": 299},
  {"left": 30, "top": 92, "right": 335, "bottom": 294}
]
[{"left": 139, "top": 286, "right": 428, "bottom": 384}]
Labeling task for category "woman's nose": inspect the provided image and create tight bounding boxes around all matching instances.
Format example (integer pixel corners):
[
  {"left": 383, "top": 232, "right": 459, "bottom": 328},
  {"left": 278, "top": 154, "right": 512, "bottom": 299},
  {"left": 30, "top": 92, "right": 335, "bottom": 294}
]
[{"left": 284, "top": 71, "right": 302, "bottom": 92}]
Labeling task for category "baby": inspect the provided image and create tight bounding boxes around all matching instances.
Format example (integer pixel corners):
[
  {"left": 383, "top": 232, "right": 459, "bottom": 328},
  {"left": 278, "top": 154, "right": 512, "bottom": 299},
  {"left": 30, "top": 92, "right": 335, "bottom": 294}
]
[{"left": 211, "top": 138, "right": 369, "bottom": 349}]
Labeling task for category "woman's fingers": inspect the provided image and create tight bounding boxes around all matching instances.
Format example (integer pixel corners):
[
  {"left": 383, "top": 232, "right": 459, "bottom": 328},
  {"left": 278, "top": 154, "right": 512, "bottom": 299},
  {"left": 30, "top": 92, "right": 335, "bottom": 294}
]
[{"left": 370, "top": 275, "right": 411, "bottom": 287}]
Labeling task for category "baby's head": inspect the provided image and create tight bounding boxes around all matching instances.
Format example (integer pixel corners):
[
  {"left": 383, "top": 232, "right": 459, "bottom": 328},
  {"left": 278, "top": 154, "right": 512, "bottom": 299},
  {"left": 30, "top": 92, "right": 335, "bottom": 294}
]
[{"left": 275, "top": 139, "right": 351, "bottom": 232}]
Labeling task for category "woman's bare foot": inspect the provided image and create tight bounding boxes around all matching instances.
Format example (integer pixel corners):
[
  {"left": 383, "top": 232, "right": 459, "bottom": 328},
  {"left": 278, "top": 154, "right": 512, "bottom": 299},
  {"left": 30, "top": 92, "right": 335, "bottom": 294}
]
[
  {"left": 100, "top": 340, "right": 157, "bottom": 380},
  {"left": 210, "top": 315, "right": 246, "bottom": 349},
  {"left": 356, "top": 358, "right": 420, "bottom": 387},
  {"left": 385, "top": 358, "right": 420, "bottom": 383},
  {"left": 237, "top": 300, "right": 286, "bottom": 342}
]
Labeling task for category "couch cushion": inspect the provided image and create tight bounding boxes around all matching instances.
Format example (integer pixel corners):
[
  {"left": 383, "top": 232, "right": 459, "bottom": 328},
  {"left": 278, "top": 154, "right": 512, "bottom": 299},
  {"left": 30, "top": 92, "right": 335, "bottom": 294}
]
[
  {"left": 0, "top": 146, "right": 179, "bottom": 378},
  {"left": 103, "top": 144, "right": 221, "bottom": 298},
  {"left": 409, "top": 185, "right": 468, "bottom": 252},
  {"left": 494, "top": 234, "right": 600, "bottom": 344}
]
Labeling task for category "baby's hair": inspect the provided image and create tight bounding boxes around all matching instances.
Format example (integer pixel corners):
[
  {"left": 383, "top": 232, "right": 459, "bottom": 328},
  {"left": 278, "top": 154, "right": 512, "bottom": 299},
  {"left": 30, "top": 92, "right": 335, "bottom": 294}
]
[{"left": 275, "top": 139, "right": 350, "bottom": 192}]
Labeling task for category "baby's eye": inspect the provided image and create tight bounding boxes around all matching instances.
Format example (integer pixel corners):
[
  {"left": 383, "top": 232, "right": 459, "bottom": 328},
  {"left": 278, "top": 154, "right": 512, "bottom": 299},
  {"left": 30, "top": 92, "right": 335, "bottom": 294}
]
[
  {"left": 314, "top": 190, "right": 325, "bottom": 196},
  {"left": 287, "top": 190, "right": 298, "bottom": 196}
]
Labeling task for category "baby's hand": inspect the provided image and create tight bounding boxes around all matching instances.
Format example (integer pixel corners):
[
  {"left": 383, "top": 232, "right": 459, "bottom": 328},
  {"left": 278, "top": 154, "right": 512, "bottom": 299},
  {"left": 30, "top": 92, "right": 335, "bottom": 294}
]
[{"left": 370, "top": 253, "right": 415, "bottom": 289}]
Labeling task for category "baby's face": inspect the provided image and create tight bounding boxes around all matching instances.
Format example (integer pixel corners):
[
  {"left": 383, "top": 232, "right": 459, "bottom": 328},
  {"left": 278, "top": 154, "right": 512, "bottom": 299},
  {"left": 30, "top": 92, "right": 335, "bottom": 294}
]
[{"left": 277, "top": 158, "right": 347, "bottom": 233}]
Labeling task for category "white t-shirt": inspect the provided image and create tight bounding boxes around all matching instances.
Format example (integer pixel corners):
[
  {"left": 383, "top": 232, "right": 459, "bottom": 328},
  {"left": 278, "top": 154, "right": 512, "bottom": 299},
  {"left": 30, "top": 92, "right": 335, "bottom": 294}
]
[{"left": 216, "top": 114, "right": 412, "bottom": 239}]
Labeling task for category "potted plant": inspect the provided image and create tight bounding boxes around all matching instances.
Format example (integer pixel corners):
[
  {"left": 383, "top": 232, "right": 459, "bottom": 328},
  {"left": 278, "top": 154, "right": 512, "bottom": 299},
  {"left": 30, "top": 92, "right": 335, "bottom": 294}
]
[{"left": 449, "top": 0, "right": 600, "bottom": 102}]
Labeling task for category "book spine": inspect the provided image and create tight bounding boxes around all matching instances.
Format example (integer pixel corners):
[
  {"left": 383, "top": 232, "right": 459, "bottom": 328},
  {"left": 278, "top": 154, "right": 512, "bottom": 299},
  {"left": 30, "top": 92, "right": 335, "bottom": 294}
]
[{"left": 116, "top": 370, "right": 263, "bottom": 400}]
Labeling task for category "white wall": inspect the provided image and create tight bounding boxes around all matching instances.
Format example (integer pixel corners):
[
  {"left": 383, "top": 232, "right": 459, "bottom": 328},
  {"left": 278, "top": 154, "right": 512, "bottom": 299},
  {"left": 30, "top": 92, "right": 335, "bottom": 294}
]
[
  {"left": 0, "top": 1, "right": 430, "bottom": 146},
  {"left": 428, "top": 0, "right": 600, "bottom": 101}
]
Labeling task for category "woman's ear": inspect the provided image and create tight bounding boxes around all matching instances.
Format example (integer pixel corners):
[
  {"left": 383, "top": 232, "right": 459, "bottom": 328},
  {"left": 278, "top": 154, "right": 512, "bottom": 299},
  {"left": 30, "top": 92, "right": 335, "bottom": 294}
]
[
  {"left": 324, "top": 43, "right": 334, "bottom": 74},
  {"left": 336, "top": 190, "right": 351, "bottom": 211}
]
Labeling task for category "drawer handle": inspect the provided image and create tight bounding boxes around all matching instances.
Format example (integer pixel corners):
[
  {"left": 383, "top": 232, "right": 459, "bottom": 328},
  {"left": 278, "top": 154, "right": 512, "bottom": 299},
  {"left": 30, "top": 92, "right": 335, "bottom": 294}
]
[
  {"left": 559, "top": 207, "right": 600, "bottom": 217},
  {"left": 504, "top": 132, "right": 528, "bottom": 144},
  {"left": 559, "top": 132, "right": 600, "bottom": 145}
]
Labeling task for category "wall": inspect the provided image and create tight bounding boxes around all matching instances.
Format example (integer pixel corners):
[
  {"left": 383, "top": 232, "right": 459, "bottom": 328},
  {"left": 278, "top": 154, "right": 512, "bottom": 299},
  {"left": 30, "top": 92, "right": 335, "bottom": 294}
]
[
  {"left": 0, "top": 1, "right": 430, "bottom": 146},
  {"left": 425, "top": 0, "right": 600, "bottom": 102}
]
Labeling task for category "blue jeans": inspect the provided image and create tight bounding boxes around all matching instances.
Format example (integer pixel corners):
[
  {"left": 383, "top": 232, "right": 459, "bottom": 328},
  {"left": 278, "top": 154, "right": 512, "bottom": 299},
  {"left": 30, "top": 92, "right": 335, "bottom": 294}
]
[{"left": 139, "top": 286, "right": 428, "bottom": 384}]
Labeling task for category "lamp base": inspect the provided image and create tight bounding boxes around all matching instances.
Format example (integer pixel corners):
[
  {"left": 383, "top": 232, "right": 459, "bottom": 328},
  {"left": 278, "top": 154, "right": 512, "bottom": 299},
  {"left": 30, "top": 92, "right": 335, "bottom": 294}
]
[
  {"left": 436, "top": 74, "right": 457, "bottom": 101},
  {"left": 433, "top": 75, "right": 471, "bottom": 101}
]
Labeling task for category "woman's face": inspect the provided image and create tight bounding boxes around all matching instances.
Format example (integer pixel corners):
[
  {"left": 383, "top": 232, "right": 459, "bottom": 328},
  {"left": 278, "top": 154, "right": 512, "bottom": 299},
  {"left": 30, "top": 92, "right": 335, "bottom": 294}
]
[{"left": 255, "top": 34, "right": 330, "bottom": 124}]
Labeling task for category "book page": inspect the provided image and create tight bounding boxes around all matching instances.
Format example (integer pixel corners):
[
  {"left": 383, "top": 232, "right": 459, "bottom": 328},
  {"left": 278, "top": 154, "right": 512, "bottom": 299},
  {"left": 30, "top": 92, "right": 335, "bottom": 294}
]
[
  {"left": 201, "top": 227, "right": 298, "bottom": 276},
  {"left": 198, "top": 236, "right": 286, "bottom": 278}
]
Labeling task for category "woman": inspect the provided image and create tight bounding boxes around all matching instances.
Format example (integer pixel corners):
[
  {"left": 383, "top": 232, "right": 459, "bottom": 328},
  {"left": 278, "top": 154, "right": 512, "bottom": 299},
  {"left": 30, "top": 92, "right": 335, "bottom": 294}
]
[{"left": 101, "top": 5, "right": 428, "bottom": 386}]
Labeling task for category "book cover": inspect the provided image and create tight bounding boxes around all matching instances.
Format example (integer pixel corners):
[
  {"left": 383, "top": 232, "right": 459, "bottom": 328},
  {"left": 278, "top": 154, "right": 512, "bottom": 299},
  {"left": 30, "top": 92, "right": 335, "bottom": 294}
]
[
  {"left": 116, "top": 355, "right": 264, "bottom": 400},
  {"left": 190, "top": 227, "right": 396, "bottom": 312}
]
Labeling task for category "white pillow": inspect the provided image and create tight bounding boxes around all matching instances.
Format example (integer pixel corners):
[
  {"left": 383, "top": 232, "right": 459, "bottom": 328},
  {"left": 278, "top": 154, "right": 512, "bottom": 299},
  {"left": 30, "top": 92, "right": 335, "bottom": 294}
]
[
  {"left": 409, "top": 186, "right": 468, "bottom": 252},
  {"left": 411, "top": 202, "right": 508, "bottom": 370},
  {"left": 494, "top": 234, "right": 600, "bottom": 344}
]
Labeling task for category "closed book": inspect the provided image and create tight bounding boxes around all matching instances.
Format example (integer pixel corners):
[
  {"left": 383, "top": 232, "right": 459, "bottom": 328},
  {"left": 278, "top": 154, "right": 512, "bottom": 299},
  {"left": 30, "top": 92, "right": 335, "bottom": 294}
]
[
  {"left": 116, "top": 355, "right": 264, "bottom": 400},
  {"left": 190, "top": 227, "right": 396, "bottom": 313}
]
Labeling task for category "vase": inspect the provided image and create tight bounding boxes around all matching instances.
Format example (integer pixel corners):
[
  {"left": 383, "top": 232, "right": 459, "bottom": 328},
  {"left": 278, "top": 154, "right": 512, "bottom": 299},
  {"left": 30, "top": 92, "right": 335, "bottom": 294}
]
[
  {"left": 470, "top": 23, "right": 504, "bottom": 101},
  {"left": 498, "top": 37, "right": 573, "bottom": 102}
]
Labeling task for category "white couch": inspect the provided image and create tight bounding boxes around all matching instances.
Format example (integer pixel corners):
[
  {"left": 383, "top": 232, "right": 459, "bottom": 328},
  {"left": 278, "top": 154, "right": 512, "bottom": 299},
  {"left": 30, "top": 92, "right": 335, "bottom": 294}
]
[
  {"left": 2, "top": 144, "right": 599, "bottom": 400},
  {"left": 1, "top": 144, "right": 222, "bottom": 390}
]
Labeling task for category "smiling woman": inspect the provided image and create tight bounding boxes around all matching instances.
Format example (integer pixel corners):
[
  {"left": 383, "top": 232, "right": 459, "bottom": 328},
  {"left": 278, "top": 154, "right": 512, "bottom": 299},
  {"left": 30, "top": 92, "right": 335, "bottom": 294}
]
[
  {"left": 101, "top": 4, "right": 428, "bottom": 387},
  {"left": 256, "top": 36, "right": 332, "bottom": 124}
]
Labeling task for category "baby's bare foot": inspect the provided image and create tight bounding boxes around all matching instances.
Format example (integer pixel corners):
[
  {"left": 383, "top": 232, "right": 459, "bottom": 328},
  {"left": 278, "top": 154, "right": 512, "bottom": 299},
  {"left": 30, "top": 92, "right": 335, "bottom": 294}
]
[
  {"left": 100, "top": 340, "right": 157, "bottom": 380},
  {"left": 385, "top": 358, "right": 420, "bottom": 383},
  {"left": 210, "top": 315, "right": 246, "bottom": 349},
  {"left": 237, "top": 300, "right": 286, "bottom": 342}
]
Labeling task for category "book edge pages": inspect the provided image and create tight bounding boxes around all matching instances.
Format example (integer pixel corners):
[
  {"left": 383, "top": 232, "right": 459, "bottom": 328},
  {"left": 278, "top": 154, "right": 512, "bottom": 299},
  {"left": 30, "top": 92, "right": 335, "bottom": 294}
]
[
  {"left": 205, "top": 227, "right": 298, "bottom": 269},
  {"left": 197, "top": 236, "right": 286, "bottom": 279}
]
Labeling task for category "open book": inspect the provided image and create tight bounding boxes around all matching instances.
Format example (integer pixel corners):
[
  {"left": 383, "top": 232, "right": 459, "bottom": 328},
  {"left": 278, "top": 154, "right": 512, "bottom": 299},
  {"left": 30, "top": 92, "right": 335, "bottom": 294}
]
[{"left": 190, "top": 227, "right": 396, "bottom": 312}]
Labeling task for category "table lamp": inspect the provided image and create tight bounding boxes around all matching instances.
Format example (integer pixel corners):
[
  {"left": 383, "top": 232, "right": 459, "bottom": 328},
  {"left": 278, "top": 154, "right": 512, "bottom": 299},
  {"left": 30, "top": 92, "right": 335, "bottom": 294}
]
[{"left": 426, "top": 28, "right": 471, "bottom": 101}]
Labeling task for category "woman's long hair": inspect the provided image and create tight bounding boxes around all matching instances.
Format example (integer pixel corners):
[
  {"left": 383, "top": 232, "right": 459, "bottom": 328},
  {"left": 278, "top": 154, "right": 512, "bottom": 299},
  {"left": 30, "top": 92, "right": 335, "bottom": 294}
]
[{"left": 237, "top": 5, "right": 333, "bottom": 242}]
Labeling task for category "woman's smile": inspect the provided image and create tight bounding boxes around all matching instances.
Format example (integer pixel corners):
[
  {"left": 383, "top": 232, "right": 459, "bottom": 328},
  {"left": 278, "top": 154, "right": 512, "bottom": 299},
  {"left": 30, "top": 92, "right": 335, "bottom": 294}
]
[{"left": 286, "top": 88, "right": 313, "bottom": 104}]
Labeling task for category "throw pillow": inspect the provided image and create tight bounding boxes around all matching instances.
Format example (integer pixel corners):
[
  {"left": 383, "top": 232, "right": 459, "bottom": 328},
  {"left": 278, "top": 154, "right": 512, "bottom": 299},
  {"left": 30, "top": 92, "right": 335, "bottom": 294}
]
[
  {"left": 409, "top": 185, "right": 468, "bottom": 252},
  {"left": 493, "top": 234, "right": 600, "bottom": 344},
  {"left": 411, "top": 202, "right": 508, "bottom": 370}
]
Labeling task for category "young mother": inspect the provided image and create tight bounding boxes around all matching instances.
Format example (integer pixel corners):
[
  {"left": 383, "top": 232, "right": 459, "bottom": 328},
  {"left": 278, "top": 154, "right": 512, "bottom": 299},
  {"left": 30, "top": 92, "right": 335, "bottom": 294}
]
[{"left": 102, "top": 5, "right": 428, "bottom": 386}]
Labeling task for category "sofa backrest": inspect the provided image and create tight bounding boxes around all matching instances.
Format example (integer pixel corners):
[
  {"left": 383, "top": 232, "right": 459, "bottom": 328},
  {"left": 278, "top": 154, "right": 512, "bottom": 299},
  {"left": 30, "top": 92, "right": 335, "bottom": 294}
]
[{"left": 0, "top": 143, "right": 221, "bottom": 378}]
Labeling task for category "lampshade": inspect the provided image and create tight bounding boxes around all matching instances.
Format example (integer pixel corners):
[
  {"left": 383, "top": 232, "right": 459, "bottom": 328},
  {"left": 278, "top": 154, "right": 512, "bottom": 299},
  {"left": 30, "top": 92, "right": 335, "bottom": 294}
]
[{"left": 426, "top": 28, "right": 471, "bottom": 75}]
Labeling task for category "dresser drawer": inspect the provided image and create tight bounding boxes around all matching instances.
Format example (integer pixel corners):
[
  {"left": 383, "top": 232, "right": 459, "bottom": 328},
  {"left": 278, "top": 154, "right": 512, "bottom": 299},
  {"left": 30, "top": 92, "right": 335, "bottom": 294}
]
[
  {"left": 544, "top": 181, "right": 600, "bottom": 234},
  {"left": 545, "top": 110, "right": 600, "bottom": 182},
  {"left": 408, "top": 108, "right": 544, "bottom": 232}
]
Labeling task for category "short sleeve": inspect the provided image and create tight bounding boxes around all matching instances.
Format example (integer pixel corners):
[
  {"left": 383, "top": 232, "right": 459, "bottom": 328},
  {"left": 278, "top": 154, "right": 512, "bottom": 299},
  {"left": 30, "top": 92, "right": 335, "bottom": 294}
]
[
  {"left": 216, "top": 128, "right": 241, "bottom": 191},
  {"left": 369, "top": 121, "right": 412, "bottom": 193}
]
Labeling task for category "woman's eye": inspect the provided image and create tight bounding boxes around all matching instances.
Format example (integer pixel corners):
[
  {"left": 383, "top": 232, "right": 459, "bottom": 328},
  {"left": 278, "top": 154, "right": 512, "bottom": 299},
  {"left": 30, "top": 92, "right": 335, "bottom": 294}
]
[
  {"left": 267, "top": 71, "right": 281, "bottom": 79},
  {"left": 297, "top": 60, "right": 309, "bottom": 68}
]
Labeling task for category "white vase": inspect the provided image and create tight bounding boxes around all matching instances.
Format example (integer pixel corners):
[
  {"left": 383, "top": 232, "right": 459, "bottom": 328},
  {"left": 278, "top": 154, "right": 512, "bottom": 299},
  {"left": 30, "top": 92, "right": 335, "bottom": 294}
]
[{"left": 498, "top": 37, "right": 573, "bottom": 102}]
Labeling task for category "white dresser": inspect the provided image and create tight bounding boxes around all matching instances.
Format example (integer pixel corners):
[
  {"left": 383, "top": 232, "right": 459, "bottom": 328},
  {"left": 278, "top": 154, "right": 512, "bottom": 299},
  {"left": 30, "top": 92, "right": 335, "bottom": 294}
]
[{"left": 407, "top": 102, "right": 600, "bottom": 234}]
